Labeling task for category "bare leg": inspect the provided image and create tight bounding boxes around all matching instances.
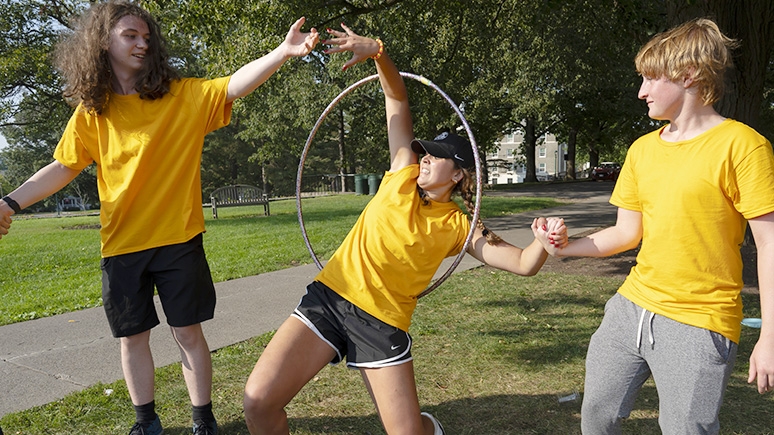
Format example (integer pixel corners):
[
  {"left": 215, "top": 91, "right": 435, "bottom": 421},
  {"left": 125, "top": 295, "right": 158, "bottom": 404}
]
[
  {"left": 360, "top": 362, "right": 435, "bottom": 435},
  {"left": 170, "top": 323, "right": 212, "bottom": 406},
  {"left": 244, "top": 317, "right": 336, "bottom": 435},
  {"left": 121, "top": 329, "right": 155, "bottom": 405}
]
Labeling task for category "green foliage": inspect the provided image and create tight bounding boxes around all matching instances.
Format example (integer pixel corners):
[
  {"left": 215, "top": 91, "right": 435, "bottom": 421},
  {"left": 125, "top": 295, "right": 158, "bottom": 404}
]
[
  {"left": 1, "top": 1, "right": 772, "bottom": 203},
  {"left": 0, "top": 0, "right": 99, "bottom": 209}
]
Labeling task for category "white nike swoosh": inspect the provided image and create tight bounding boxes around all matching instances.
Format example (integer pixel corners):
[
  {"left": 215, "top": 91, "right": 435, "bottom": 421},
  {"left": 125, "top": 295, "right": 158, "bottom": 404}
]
[
  {"left": 454, "top": 154, "right": 463, "bottom": 161},
  {"left": 391, "top": 345, "right": 400, "bottom": 350}
]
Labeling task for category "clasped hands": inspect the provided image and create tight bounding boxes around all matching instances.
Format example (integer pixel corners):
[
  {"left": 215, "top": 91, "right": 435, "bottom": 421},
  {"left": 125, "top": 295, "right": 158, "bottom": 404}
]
[{"left": 533, "top": 217, "right": 567, "bottom": 256}]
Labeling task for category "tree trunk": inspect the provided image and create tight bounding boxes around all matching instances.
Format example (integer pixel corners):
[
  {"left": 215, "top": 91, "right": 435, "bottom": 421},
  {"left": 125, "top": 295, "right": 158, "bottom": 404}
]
[
  {"left": 523, "top": 118, "right": 538, "bottom": 182},
  {"left": 261, "top": 163, "right": 268, "bottom": 194},
  {"left": 566, "top": 127, "right": 577, "bottom": 180},
  {"left": 337, "top": 107, "right": 347, "bottom": 193},
  {"left": 587, "top": 121, "right": 602, "bottom": 171}
]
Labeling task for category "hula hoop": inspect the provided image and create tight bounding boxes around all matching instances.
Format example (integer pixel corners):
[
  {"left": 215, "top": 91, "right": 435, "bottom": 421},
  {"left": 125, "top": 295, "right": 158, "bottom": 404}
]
[{"left": 296, "top": 72, "right": 482, "bottom": 298}]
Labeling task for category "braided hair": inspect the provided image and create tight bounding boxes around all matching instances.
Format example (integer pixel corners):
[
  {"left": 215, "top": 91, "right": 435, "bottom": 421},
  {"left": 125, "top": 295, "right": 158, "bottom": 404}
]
[{"left": 455, "top": 167, "right": 502, "bottom": 245}]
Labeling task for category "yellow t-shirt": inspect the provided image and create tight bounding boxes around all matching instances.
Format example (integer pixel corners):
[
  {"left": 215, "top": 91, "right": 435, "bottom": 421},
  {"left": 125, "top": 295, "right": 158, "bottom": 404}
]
[
  {"left": 316, "top": 164, "right": 471, "bottom": 331},
  {"left": 53, "top": 77, "right": 232, "bottom": 257},
  {"left": 612, "top": 119, "right": 774, "bottom": 342}
]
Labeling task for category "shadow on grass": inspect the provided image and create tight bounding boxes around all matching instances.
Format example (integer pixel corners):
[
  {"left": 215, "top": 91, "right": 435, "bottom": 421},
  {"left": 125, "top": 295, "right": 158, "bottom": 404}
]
[
  {"left": 143, "top": 378, "right": 773, "bottom": 435},
  {"left": 197, "top": 391, "right": 659, "bottom": 435},
  {"left": 473, "top": 291, "right": 605, "bottom": 366}
]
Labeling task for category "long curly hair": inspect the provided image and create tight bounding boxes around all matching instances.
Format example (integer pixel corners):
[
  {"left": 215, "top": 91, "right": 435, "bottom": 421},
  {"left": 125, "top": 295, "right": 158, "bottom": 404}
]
[
  {"left": 418, "top": 166, "right": 502, "bottom": 245},
  {"left": 53, "top": 0, "right": 179, "bottom": 114}
]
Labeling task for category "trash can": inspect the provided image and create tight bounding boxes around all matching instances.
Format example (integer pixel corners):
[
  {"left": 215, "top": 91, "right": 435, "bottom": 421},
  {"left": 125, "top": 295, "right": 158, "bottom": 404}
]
[
  {"left": 354, "top": 174, "right": 368, "bottom": 195},
  {"left": 367, "top": 173, "right": 382, "bottom": 195}
]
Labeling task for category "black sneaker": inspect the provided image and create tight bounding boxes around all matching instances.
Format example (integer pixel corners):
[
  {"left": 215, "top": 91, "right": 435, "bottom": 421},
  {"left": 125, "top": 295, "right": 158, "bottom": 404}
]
[
  {"left": 193, "top": 419, "right": 218, "bottom": 435},
  {"left": 128, "top": 415, "right": 164, "bottom": 435}
]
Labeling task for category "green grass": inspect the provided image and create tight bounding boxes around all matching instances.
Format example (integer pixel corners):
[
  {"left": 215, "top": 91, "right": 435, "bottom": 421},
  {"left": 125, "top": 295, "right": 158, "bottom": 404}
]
[
  {"left": 0, "top": 194, "right": 561, "bottom": 326},
  {"left": 4, "top": 192, "right": 770, "bottom": 434},
  {"left": 1, "top": 269, "right": 771, "bottom": 434}
]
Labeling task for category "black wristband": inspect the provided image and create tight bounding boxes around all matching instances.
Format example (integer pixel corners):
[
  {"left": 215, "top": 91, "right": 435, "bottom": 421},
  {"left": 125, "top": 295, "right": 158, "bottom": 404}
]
[{"left": 2, "top": 196, "right": 21, "bottom": 213}]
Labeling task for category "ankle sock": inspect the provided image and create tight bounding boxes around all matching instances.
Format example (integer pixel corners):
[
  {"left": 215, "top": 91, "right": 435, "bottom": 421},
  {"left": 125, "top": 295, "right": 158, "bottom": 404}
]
[
  {"left": 192, "top": 401, "right": 215, "bottom": 422},
  {"left": 133, "top": 400, "right": 158, "bottom": 424}
]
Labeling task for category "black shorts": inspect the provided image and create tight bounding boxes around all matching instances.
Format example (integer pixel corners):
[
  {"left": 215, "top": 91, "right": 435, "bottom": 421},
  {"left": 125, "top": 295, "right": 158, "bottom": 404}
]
[
  {"left": 100, "top": 233, "right": 216, "bottom": 337},
  {"left": 293, "top": 281, "right": 413, "bottom": 368}
]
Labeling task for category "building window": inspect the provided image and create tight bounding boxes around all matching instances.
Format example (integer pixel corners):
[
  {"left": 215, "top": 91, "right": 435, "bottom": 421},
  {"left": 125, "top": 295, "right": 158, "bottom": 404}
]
[
  {"left": 539, "top": 147, "right": 546, "bottom": 158},
  {"left": 539, "top": 163, "right": 546, "bottom": 172}
]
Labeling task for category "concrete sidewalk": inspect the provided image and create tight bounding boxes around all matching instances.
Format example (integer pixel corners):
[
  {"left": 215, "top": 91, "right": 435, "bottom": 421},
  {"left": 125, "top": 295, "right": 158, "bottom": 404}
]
[{"left": 0, "top": 183, "right": 616, "bottom": 417}]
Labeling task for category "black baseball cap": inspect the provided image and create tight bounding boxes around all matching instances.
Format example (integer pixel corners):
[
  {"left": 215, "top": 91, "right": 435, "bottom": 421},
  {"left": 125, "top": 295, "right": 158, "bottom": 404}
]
[{"left": 410, "top": 132, "right": 474, "bottom": 169}]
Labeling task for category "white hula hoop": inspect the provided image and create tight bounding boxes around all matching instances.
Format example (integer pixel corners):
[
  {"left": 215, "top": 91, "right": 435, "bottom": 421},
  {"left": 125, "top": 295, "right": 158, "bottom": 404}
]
[{"left": 296, "top": 72, "right": 482, "bottom": 298}]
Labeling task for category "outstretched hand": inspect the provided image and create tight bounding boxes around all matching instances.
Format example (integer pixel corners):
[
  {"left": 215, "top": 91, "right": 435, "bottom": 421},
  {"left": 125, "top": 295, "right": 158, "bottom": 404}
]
[
  {"left": 533, "top": 217, "right": 567, "bottom": 256},
  {"left": 323, "top": 23, "right": 382, "bottom": 71},
  {"left": 282, "top": 17, "right": 319, "bottom": 58}
]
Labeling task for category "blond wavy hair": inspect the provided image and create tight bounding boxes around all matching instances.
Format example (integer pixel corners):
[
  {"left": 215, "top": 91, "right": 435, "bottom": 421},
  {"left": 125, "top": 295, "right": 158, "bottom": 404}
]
[
  {"left": 53, "top": 0, "right": 179, "bottom": 114},
  {"left": 634, "top": 18, "right": 737, "bottom": 106}
]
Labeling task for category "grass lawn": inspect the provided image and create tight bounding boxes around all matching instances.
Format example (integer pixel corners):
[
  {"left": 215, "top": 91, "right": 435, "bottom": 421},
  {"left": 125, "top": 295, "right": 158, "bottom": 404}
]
[
  {"left": 1, "top": 269, "right": 771, "bottom": 434},
  {"left": 2, "top": 193, "right": 772, "bottom": 434}
]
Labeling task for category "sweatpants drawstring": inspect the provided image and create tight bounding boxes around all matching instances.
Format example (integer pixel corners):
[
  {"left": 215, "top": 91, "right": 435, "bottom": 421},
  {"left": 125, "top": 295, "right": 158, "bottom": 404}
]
[{"left": 636, "top": 308, "right": 656, "bottom": 349}]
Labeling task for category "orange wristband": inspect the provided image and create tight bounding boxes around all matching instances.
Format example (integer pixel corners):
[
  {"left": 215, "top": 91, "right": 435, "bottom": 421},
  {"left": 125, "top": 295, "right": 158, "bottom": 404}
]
[{"left": 371, "top": 38, "right": 384, "bottom": 60}]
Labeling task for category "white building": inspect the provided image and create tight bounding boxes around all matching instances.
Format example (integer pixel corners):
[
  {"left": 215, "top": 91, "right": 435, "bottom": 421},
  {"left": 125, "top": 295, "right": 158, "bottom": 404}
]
[{"left": 487, "top": 132, "right": 566, "bottom": 184}]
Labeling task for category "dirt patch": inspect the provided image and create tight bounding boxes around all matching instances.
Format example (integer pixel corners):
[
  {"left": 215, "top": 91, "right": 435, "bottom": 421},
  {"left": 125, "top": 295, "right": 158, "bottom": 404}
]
[
  {"left": 62, "top": 224, "right": 102, "bottom": 230},
  {"left": 539, "top": 228, "right": 759, "bottom": 295}
]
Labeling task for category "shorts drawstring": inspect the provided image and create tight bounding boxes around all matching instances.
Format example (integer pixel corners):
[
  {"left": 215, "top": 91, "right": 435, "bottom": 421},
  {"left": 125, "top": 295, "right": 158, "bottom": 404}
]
[{"left": 636, "top": 308, "right": 656, "bottom": 349}]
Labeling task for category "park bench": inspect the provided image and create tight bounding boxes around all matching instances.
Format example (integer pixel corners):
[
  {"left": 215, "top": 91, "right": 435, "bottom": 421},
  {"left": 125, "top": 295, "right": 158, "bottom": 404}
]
[{"left": 209, "top": 184, "right": 270, "bottom": 219}]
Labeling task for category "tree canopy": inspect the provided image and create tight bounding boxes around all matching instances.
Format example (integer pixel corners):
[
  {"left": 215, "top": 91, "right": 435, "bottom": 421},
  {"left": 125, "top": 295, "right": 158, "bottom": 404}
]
[{"left": 1, "top": 0, "right": 772, "bottom": 208}]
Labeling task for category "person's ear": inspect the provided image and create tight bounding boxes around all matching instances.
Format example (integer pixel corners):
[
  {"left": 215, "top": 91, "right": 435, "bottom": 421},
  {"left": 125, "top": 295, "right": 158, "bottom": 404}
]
[{"left": 683, "top": 68, "right": 696, "bottom": 88}]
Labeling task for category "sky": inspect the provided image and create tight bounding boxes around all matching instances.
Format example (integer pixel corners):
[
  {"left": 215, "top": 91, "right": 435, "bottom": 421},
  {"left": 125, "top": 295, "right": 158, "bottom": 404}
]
[{"left": 0, "top": 134, "right": 7, "bottom": 150}]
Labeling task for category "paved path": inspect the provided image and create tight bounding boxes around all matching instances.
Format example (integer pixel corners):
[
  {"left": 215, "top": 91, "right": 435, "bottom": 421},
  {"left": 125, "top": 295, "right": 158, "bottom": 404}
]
[{"left": 0, "top": 182, "right": 616, "bottom": 417}]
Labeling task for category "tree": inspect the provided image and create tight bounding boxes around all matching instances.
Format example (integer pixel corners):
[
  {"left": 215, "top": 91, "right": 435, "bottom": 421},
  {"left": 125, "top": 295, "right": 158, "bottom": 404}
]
[
  {"left": 0, "top": 0, "right": 100, "bottom": 211},
  {"left": 3, "top": 0, "right": 771, "bottom": 200}
]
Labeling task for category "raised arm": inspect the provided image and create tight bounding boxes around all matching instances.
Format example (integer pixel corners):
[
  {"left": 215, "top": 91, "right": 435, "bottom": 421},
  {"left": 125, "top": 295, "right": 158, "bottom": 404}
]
[
  {"left": 226, "top": 17, "right": 319, "bottom": 103},
  {"left": 324, "top": 24, "right": 416, "bottom": 171},
  {"left": 0, "top": 161, "right": 81, "bottom": 238},
  {"left": 747, "top": 211, "right": 774, "bottom": 394}
]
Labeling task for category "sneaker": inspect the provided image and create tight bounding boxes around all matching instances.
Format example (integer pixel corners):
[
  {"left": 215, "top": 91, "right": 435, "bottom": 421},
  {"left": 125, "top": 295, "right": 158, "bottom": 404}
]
[
  {"left": 193, "top": 419, "right": 218, "bottom": 435},
  {"left": 128, "top": 415, "right": 164, "bottom": 435},
  {"left": 421, "top": 412, "right": 446, "bottom": 435}
]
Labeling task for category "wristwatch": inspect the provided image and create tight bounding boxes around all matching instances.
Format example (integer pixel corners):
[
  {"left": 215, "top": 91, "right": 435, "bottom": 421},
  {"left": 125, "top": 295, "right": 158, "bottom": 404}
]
[{"left": 2, "top": 196, "right": 22, "bottom": 213}]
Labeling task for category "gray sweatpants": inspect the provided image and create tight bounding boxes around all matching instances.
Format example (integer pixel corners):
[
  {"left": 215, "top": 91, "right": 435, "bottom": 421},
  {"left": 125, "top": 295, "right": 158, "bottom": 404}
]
[{"left": 581, "top": 293, "right": 737, "bottom": 435}]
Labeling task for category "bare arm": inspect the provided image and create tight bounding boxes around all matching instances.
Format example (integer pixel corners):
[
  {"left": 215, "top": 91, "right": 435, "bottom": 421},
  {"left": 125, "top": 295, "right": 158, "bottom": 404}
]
[
  {"left": 467, "top": 217, "right": 566, "bottom": 276},
  {"left": 324, "top": 24, "right": 416, "bottom": 172},
  {"left": 0, "top": 161, "right": 81, "bottom": 238},
  {"left": 226, "top": 17, "right": 319, "bottom": 103},
  {"left": 556, "top": 207, "right": 643, "bottom": 258},
  {"left": 747, "top": 211, "right": 774, "bottom": 394}
]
